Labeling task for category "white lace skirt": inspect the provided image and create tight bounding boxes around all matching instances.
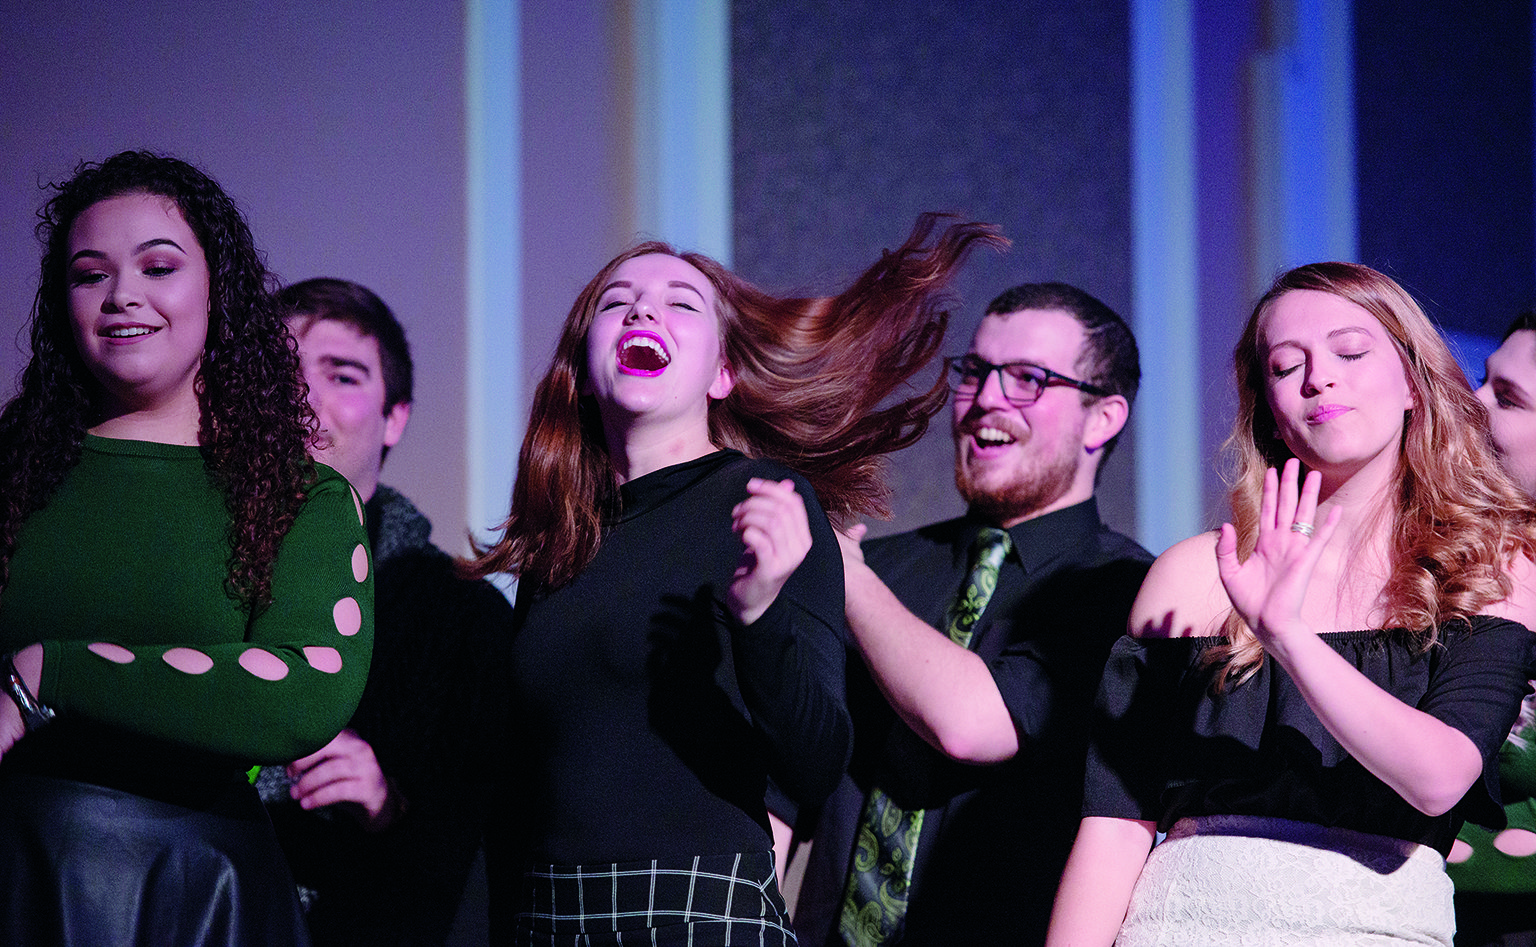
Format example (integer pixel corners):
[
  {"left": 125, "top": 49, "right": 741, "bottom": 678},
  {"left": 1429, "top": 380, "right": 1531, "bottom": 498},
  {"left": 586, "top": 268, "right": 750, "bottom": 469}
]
[{"left": 1118, "top": 815, "right": 1453, "bottom": 947}]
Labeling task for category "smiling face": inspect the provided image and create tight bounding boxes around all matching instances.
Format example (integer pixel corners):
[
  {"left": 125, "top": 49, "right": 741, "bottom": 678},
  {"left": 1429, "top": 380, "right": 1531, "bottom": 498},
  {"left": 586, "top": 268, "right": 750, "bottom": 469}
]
[
  {"left": 583, "top": 253, "right": 733, "bottom": 442},
  {"left": 289, "top": 317, "right": 410, "bottom": 501},
  {"left": 952, "top": 308, "right": 1106, "bottom": 525},
  {"left": 1477, "top": 328, "right": 1536, "bottom": 497},
  {"left": 1259, "top": 289, "right": 1415, "bottom": 485},
  {"left": 65, "top": 192, "right": 211, "bottom": 427}
]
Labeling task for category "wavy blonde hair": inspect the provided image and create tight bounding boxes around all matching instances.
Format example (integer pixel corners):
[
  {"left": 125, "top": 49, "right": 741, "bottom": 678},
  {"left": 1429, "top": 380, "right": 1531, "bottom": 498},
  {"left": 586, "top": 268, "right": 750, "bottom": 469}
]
[{"left": 1211, "top": 262, "right": 1536, "bottom": 688}]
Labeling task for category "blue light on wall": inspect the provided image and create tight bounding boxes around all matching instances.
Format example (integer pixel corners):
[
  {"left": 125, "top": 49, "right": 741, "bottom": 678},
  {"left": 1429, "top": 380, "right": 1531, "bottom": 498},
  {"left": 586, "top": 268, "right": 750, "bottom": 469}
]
[
  {"left": 633, "top": 0, "right": 732, "bottom": 263},
  {"left": 466, "top": 0, "right": 520, "bottom": 556},
  {"left": 1132, "top": 0, "right": 1200, "bottom": 553},
  {"left": 1249, "top": 0, "right": 1356, "bottom": 285}
]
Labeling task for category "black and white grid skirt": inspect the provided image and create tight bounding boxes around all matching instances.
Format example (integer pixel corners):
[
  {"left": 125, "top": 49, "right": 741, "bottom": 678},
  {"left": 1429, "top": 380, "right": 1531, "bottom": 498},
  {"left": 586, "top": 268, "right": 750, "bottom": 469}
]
[{"left": 516, "top": 851, "right": 796, "bottom": 946}]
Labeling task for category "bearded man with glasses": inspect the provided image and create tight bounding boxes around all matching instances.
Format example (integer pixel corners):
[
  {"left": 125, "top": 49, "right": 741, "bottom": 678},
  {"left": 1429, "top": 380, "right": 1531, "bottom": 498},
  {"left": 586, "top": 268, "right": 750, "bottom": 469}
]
[{"left": 789, "top": 283, "right": 1154, "bottom": 947}]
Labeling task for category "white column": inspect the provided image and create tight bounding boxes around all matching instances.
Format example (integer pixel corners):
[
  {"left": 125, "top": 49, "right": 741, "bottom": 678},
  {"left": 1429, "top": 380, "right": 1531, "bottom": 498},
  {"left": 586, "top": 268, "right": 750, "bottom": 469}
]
[
  {"left": 1249, "top": 0, "right": 1356, "bottom": 285},
  {"left": 465, "top": 0, "right": 521, "bottom": 560},
  {"left": 632, "top": 0, "right": 732, "bottom": 263},
  {"left": 1132, "top": 0, "right": 1201, "bottom": 553}
]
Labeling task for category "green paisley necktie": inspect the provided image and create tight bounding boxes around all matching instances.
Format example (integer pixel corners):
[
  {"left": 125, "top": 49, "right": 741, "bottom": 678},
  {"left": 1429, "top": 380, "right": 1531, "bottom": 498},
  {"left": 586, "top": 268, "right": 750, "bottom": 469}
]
[{"left": 837, "top": 527, "right": 1012, "bottom": 947}]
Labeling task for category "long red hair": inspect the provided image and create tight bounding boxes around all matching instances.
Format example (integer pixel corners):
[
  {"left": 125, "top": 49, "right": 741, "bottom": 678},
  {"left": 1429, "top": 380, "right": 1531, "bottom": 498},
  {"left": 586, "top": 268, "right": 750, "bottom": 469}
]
[{"left": 469, "top": 213, "right": 1005, "bottom": 590}]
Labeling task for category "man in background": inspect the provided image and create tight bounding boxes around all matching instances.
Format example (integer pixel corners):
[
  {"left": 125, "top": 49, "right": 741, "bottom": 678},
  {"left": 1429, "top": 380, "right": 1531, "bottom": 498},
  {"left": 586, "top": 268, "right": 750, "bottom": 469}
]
[
  {"left": 261, "top": 278, "right": 514, "bottom": 947},
  {"left": 794, "top": 283, "right": 1153, "bottom": 946}
]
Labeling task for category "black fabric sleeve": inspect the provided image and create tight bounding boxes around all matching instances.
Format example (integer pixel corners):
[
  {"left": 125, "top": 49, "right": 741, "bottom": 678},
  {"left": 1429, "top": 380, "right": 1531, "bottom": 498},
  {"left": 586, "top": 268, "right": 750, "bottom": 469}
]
[
  {"left": 1426, "top": 617, "right": 1536, "bottom": 829},
  {"left": 728, "top": 475, "right": 853, "bottom": 815},
  {"left": 728, "top": 488, "right": 854, "bottom": 810},
  {"left": 988, "top": 643, "right": 1057, "bottom": 745},
  {"left": 733, "top": 592, "right": 852, "bottom": 810},
  {"left": 1081, "top": 635, "right": 1178, "bottom": 820},
  {"left": 990, "top": 554, "right": 1150, "bottom": 747}
]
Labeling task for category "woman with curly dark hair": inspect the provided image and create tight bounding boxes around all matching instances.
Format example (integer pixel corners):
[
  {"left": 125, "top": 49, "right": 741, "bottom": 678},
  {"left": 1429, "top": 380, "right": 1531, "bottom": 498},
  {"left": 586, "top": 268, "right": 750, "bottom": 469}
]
[
  {"left": 467, "top": 214, "right": 1004, "bottom": 946},
  {"left": 1048, "top": 262, "right": 1536, "bottom": 946},
  {"left": 0, "top": 151, "right": 373, "bottom": 946}
]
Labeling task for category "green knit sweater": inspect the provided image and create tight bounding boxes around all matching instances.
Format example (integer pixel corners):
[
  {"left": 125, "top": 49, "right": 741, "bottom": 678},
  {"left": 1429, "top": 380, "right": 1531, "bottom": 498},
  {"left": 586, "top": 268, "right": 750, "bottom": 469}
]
[{"left": 0, "top": 435, "right": 373, "bottom": 766}]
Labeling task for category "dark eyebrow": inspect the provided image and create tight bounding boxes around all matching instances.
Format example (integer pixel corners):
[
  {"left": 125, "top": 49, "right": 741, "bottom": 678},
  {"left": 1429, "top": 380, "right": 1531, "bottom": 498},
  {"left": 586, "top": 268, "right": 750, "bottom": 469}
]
[
  {"left": 597, "top": 279, "right": 706, "bottom": 298},
  {"left": 1494, "top": 374, "right": 1531, "bottom": 401},
  {"left": 68, "top": 238, "right": 188, "bottom": 266},
  {"left": 319, "top": 354, "right": 372, "bottom": 375}
]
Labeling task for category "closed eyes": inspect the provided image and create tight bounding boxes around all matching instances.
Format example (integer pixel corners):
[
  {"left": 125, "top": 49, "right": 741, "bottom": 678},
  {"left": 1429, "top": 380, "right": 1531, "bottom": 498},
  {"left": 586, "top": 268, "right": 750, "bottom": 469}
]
[
  {"left": 1271, "top": 349, "right": 1369, "bottom": 378},
  {"left": 598, "top": 297, "right": 700, "bottom": 312}
]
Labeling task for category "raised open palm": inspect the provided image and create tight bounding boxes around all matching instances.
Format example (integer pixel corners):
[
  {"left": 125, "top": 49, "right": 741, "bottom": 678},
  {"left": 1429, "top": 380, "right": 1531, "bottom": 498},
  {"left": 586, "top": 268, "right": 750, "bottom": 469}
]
[{"left": 1215, "top": 458, "right": 1341, "bottom": 645}]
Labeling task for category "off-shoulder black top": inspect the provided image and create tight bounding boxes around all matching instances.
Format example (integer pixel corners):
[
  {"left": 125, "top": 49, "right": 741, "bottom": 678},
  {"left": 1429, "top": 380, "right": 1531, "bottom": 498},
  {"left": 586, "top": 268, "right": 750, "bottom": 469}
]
[{"left": 1083, "top": 617, "right": 1536, "bottom": 855}]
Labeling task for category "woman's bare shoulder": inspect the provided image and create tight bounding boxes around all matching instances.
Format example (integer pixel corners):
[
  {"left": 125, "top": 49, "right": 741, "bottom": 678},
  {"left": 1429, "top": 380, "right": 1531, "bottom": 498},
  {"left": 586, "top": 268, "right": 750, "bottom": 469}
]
[
  {"left": 1127, "top": 531, "right": 1231, "bottom": 639},
  {"left": 1484, "top": 552, "right": 1536, "bottom": 628}
]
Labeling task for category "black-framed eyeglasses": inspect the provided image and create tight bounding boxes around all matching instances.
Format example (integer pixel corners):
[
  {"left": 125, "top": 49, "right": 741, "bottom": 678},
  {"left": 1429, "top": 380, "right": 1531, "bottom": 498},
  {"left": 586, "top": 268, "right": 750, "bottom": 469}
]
[{"left": 946, "top": 355, "right": 1109, "bottom": 406}]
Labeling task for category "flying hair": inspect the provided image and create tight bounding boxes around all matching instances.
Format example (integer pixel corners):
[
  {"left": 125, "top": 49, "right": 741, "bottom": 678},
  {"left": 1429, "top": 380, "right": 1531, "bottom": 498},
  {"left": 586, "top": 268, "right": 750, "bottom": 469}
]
[{"left": 468, "top": 213, "right": 1007, "bottom": 590}]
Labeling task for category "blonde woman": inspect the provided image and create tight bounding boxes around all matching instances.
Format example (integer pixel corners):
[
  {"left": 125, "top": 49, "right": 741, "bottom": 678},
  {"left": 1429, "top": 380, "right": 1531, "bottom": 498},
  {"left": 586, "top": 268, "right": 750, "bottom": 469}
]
[{"left": 1047, "top": 262, "right": 1536, "bottom": 946}]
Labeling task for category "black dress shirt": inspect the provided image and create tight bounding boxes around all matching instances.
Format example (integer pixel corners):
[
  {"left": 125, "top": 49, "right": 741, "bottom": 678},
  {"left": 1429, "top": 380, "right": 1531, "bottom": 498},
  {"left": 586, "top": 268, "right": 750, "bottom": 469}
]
[{"left": 794, "top": 498, "right": 1151, "bottom": 947}]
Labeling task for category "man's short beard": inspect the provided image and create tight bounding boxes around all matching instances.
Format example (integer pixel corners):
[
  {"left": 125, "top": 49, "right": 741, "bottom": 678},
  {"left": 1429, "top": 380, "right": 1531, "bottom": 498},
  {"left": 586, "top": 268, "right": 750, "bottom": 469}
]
[{"left": 954, "top": 446, "right": 1077, "bottom": 525}]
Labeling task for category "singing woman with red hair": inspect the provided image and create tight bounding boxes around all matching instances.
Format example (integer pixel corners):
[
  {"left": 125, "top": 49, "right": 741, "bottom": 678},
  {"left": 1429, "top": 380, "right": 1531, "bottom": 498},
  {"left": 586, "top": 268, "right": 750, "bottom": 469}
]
[{"left": 469, "top": 215, "right": 1004, "bottom": 946}]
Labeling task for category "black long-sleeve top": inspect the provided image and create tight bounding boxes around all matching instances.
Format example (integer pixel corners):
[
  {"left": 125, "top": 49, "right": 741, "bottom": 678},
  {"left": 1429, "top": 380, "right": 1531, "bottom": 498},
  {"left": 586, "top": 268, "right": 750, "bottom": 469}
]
[{"left": 504, "top": 449, "right": 851, "bottom": 866}]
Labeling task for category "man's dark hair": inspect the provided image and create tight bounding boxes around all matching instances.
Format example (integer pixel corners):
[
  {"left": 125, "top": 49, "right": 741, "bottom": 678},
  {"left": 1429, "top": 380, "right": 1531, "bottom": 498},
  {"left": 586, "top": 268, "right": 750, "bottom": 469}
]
[
  {"left": 1502, "top": 310, "right": 1536, "bottom": 343},
  {"left": 279, "top": 278, "right": 414, "bottom": 411},
  {"left": 984, "top": 282, "right": 1139, "bottom": 457}
]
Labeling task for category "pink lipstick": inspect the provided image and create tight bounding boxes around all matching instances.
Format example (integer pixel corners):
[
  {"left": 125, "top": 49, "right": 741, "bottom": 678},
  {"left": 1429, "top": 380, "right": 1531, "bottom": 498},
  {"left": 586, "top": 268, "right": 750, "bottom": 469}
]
[
  {"left": 616, "top": 330, "right": 670, "bottom": 376},
  {"left": 1306, "top": 404, "right": 1350, "bottom": 424}
]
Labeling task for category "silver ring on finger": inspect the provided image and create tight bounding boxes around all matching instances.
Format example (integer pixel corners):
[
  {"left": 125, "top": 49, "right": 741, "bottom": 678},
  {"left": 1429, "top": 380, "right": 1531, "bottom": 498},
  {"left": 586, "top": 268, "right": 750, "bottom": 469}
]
[{"left": 1290, "top": 521, "right": 1315, "bottom": 537}]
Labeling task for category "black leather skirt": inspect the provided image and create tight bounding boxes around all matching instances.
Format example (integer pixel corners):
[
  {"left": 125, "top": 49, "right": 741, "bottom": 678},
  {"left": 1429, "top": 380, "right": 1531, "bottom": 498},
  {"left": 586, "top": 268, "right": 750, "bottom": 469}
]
[{"left": 0, "top": 771, "right": 311, "bottom": 947}]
